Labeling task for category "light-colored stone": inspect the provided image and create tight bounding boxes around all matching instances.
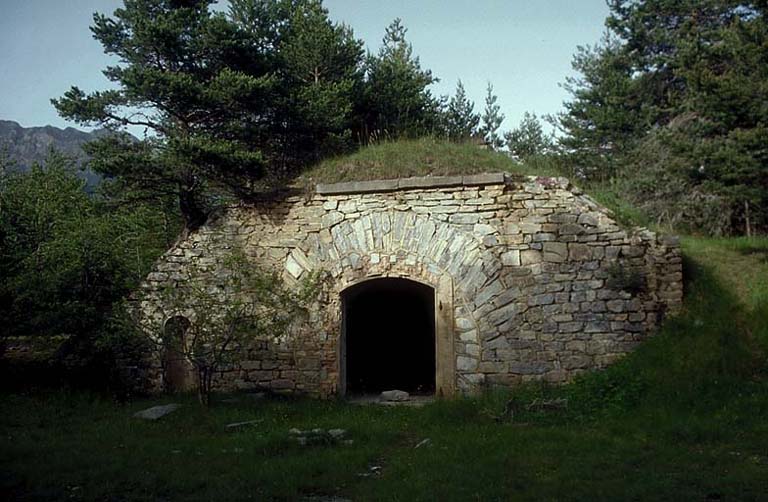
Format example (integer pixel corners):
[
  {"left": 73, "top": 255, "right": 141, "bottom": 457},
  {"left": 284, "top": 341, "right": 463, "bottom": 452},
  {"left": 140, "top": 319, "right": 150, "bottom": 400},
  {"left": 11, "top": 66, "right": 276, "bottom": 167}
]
[
  {"left": 501, "top": 249, "right": 521, "bottom": 267},
  {"left": 225, "top": 419, "right": 261, "bottom": 430},
  {"left": 285, "top": 255, "right": 303, "bottom": 278},
  {"left": 456, "top": 356, "right": 478, "bottom": 372},
  {"left": 520, "top": 249, "right": 542, "bottom": 265},
  {"left": 380, "top": 389, "right": 410, "bottom": 402},
  {"left": 133, "top": 404, "right": 181, "bottom": 420},
  {"left": 473, "top": 223, "right": 496, "bottom": 236}
]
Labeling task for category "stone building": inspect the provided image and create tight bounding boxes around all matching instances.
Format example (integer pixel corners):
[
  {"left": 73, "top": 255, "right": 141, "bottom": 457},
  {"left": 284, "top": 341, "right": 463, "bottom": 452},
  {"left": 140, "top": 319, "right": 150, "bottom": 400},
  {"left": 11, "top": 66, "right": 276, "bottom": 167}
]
[{"left": 134, "top": 173, "right": 683, "bottom": 397}]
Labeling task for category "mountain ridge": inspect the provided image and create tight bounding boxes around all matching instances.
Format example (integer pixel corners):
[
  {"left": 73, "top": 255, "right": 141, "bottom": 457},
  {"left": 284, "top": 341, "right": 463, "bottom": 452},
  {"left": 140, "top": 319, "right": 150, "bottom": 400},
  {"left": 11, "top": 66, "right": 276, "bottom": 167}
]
[{"left": 0, "top": 119, "right": 126, "bottom": 187}]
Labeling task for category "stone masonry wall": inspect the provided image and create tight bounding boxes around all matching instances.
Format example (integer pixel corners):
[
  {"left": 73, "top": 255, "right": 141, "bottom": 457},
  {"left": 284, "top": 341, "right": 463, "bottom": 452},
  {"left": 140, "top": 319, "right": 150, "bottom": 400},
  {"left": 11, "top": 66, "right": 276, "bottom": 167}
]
[{"left": 134, "top": 174, "right": 683, "bottom": 397}]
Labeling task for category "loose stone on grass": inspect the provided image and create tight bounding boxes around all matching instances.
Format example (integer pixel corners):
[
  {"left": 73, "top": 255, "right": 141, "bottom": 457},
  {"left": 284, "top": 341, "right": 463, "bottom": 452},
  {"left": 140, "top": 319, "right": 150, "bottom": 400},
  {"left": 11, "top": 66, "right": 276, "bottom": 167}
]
[
  {"left": 225, "top": 419, "right": 262, "bottom": 430},
  {"left": 133, "top": 404, "right": 181, "bottom": 420},
  {"left": 289, "top": 427, "right": 349, "bottom": 446},
  {"left": 414, "top": 438, "right": 431, "bottom": 449}
]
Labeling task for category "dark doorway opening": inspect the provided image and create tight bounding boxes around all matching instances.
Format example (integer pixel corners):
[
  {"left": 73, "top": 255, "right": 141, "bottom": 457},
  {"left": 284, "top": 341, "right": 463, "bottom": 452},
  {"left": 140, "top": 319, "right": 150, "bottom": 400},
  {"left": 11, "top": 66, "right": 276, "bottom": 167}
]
[
  {"left": 163, "top": 316, "right": 190, "bottom": 393},
  {"left": 343, "top": 278, "right": 435, "bottom": 395}
]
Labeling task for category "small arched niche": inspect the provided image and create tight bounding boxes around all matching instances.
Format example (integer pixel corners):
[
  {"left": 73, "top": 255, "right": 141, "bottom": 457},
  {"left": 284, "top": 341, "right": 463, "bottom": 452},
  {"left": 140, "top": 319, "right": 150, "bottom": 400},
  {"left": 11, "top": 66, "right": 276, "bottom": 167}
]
[
  {"left": 341, "top": 277, "right": 439, "bottom": 396},
  {"left": 163, "top": 315, "right": 191, "bottom": 393}
]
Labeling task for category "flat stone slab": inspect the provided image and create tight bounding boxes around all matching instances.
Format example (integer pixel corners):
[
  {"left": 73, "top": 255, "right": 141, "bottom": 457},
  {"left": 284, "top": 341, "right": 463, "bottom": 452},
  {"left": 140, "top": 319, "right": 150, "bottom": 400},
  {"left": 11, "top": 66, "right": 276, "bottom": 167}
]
[
  {"left": 397, "top": 175, "right": 464, "bottom": 190},
  {"left": 316, "top": 179, "right": 399, "bottom": 194},
  {"left": 316, "top": 173, "right": 508, "bottom": 195},
  {"left": 133, "top": 403, "right": 181, "bottom": 420}
]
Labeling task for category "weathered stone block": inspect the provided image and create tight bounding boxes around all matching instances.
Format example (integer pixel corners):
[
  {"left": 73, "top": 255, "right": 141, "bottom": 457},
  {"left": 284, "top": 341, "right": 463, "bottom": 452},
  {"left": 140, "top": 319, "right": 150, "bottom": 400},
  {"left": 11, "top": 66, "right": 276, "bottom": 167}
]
[
  {"left": 577, "top": 213, "right": 599, "bottom": 226},
  {"left": 520, "top": 249, "right": 542, "bottom": 265},
  {"left": 543, "top": 242, "right": 568, "bottom": 262},
  {"left": 561, "top": 355, "right": 591, "bottom": 370},
  {"left": 457, "top": 356, "right": 478, "bottom": 372},
  {"left": 568, "top": 243, "right": 592, "bottom": 261},
  {"left": 501, "top": 250, "right": 521, "bottom": 267}
]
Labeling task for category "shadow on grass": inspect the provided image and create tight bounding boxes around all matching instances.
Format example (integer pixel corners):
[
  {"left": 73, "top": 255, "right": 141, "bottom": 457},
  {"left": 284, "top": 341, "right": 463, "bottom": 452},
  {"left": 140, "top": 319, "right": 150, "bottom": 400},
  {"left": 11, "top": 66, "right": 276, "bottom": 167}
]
[
  {"left": 501, "top": 250, "right": 768, "bottom": 425},
  {"left": 727, "top": 236, "right": 768, "bottom": 262}
]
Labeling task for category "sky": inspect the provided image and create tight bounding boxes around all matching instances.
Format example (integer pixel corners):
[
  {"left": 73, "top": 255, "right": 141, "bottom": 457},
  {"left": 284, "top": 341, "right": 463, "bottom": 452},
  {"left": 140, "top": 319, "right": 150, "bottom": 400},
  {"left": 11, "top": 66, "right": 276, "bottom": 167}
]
[{"left": 0, "top": 0, "right": 609, "bottom": 135}]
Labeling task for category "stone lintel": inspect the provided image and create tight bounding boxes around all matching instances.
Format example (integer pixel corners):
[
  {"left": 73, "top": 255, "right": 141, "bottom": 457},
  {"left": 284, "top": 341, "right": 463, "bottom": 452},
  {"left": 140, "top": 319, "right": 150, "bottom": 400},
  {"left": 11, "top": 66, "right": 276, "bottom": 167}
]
[
  {"left": 398, "top": 175, "right": 464, "bottom": 190},
  {"left": 461, "top": 173, "right": 507, "bottom": 186},
  {"left": 315, "top": 172, "right": 508, "bottom": 195},
  {"left": 316, "top": 179, "right": 399, "bottom": 195}
]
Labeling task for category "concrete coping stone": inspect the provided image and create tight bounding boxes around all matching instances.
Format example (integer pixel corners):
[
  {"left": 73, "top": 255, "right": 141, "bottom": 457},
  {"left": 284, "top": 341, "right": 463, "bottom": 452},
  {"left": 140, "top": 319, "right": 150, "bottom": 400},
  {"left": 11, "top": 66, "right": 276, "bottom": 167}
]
[{"left": 316, "top": 172, "right": 508, "bottom": 195}]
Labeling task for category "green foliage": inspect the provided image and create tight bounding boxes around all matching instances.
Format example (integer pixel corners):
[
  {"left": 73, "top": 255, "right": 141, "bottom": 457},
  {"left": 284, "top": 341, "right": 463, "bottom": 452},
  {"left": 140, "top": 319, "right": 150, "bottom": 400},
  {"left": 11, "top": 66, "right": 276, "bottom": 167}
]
[
  {"left": 479, "top": 82, "right": 505, "bottom": 150},
  {"left": 231, "top": 0, "right": 365, "bottom": 167},
  {"left": 505, "top": 112, "right": 553, "bottom": 160},
  {"left": 582, "top": 179, "right": 651, "bottom": 228},
  {"left": 357, "top": 18, "right": 441, "bottom": 141},
  {"left": 444, "top": 80, "right": 480, "bottom": 141},
  {"left": 565, "top": 360, "right": 649, "bottom": 418},
  {"left": 54, "top": 0, "right": 365, "bottom": 229},
  {"left": 561, "top": 237, "right": 767, "bottom": 420},
  {"left": 557, "top": 1, "right": 768, "bottom": 234},
  {"left": 554, "top": 36, "right": 644, "bottom": 179},
  {"left": 0, "top": 152, "right": 171, "bottom": 341}
]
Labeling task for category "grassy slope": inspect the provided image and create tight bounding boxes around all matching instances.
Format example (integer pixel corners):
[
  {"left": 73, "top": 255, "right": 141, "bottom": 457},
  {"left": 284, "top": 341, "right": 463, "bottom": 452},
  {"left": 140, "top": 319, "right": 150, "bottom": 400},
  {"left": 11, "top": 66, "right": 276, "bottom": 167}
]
[
  {"left": 1, "top": 237, "right": 767, "bottom": 501},
  {"left": 300, "top": 137, "right": 560, "bottom": 184}
]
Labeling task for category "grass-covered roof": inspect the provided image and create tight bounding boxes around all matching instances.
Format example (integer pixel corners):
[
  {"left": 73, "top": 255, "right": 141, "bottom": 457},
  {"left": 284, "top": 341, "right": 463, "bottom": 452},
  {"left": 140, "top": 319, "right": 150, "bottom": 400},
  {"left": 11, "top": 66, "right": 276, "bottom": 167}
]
[{"left": 300, "top": 137, "right": 555, "bottom": 185}]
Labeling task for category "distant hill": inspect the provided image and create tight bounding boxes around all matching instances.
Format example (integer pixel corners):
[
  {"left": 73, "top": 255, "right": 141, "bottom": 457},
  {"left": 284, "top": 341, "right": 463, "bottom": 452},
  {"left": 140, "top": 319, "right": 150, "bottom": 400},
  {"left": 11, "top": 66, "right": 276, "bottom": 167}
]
[{"left": 0, "top": 119, "right": 125, "bottom": 187}]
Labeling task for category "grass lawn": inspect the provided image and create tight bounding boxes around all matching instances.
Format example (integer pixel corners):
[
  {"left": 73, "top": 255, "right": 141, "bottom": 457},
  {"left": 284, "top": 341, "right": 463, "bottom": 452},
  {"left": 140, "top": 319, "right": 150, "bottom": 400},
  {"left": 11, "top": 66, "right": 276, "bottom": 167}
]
[{"left": 2, "top": 236, "right": 768, "bottom": 501}]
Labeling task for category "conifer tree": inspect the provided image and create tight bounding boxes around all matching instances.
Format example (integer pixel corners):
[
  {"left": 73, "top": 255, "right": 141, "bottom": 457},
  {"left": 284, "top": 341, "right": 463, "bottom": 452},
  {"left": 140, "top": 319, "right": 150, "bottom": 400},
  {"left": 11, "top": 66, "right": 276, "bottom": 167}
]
[
  {"left": 505, "top": 112, "right": 552, "bottom": 160},
  {"left": 54, "top": 0, "right": 364, "bottom": 231},
  {"left": 557, "top": 0, "right": 768, "bottom": 233},
  {"left": 480, "top": 82, "right": 505, "bottom": 150},
  {"left": 445, "top": 80, "right": 480, "bottom": 141},
  {"left": 359, "top": 18, "right": 440, "bottom": 140},
  {"left": 231, "top": 0, "right": 364, "bottom": 166}
]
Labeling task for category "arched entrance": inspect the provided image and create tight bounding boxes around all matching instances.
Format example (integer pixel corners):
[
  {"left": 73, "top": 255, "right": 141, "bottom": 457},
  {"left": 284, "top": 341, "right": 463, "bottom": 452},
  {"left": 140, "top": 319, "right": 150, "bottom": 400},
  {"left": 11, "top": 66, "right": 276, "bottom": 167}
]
[
  {"left": 163, "top": 316, "right": 190, "bottom": 392},
  {"left": 341, "top": 278, "right": 436, "bottom": 396}
]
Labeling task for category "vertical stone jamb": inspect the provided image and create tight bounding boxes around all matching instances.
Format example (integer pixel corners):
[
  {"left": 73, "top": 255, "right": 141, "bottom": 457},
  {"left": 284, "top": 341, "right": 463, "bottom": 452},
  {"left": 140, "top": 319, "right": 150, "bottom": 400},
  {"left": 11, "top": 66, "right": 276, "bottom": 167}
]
[{"left": 435, "top": 274, "right": 456, "bottom": 397}]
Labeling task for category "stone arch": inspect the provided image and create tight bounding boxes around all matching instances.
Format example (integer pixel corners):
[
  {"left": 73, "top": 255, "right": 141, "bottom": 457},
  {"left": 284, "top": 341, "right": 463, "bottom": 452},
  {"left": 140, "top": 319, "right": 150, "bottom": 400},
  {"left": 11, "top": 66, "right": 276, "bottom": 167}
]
[
  {"left": 285, "top": 210, "right": 503, "bottom": 394},
  {"left": 286, "top": 210, "right": 501, "bottom": 295}
]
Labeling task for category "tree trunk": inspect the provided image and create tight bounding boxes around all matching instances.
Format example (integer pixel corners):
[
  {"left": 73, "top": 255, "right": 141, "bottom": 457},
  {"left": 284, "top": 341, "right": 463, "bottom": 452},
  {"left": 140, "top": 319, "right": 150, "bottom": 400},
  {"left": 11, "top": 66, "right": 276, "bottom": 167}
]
[
  {"left": 179, "top": 187, "right": 207, "bottom": 233},
  {"left": 197, "top": 367, "right": 212, "bottom": 407},
  {"left": 745, "top": 200, "right": 752, "bottom": 237}
]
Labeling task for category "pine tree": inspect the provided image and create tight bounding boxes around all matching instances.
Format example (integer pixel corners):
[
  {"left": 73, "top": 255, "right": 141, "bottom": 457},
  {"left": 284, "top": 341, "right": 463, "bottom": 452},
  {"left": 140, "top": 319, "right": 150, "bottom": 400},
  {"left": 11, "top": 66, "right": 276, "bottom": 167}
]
[
  {"left": 54, "top": 0, "right": 364, "bottom": 231},
  {"left": 554, "top": 35, "right": 647, "bottom": 180},
  {"left": 445, "top": 80, "right": 480, "bottom": 141},
  {"left": 237, "top": 0, "right": 364, "bottom": 165},
  {"left": 505, "top": 112, "right": 552, "bottom": 160},
  {"left": 480, "top": 82, "right": 505, "bottom": 150},
  {"left": 360, "top": 18, "right": 440, "bottom": 140}
]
